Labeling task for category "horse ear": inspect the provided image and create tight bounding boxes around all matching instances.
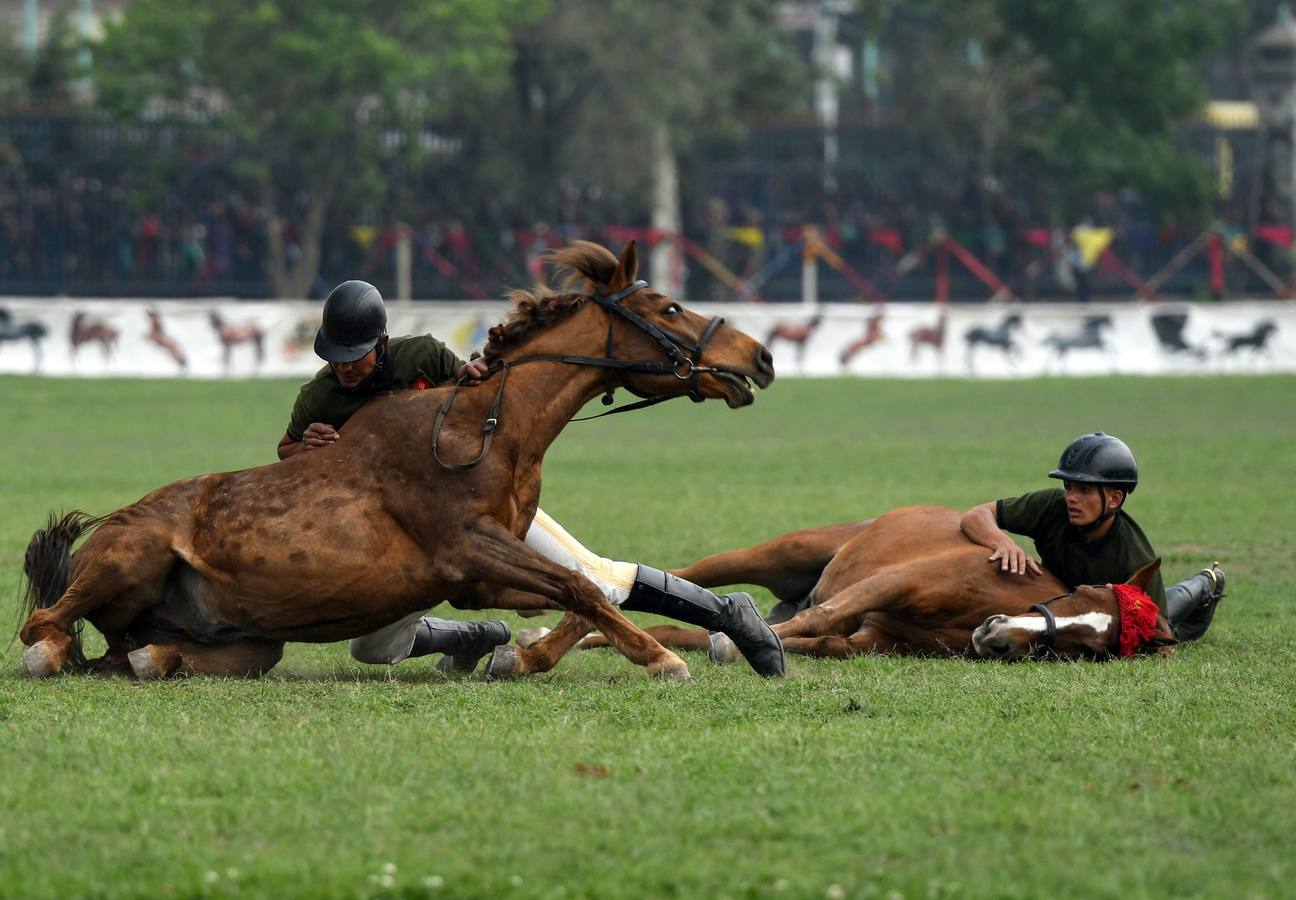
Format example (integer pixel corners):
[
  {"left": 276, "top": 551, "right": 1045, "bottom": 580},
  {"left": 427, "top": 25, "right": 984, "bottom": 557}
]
[
  {"left": 612, "top": 240, "right": 639, "bottom": 288},
  {"left": 1127, "top": 558, "right": 1161, "bottom": 592}
]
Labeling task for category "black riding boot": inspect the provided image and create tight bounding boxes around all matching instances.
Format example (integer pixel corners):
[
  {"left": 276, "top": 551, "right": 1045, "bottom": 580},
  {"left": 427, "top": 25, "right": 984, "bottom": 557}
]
[
  {"left": 622, "top": 565, "right": 785, "bottom": 677},
  {"left": 1165, "top": 563, "right": 1226, "bottom": 643},
  {"left": 409, "top": 617, "right": 512, "bottom": 673}
]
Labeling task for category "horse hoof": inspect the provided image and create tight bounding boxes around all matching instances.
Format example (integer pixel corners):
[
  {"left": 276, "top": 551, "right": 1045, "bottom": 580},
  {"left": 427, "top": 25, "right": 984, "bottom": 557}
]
[
  {"left": 651, "top": 661, "right": 693, "bottom": 683},
  {"left": 516, "top": 627, "right": 551, "bottom": 649},
  {"left": 128, "top": 646, "right": 169, "bottom": 680},
  {"left": 485, "top": 644, "right": 519, "bottom": 681},
  {"left": 707, "top": 632, "right": 741, "bottom": 664},
  {"left": 23, "top": 641, "right": 62, "bottom": 678}
]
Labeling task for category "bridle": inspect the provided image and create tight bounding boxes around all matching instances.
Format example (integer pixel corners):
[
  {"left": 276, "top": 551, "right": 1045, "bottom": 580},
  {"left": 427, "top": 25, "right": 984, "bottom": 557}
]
[
  {"left": 431, "top": 279, "right": 729, "bottom": 470},
  {"left": 1028, "top": 591, "right": 1074, "bottom": 653}
]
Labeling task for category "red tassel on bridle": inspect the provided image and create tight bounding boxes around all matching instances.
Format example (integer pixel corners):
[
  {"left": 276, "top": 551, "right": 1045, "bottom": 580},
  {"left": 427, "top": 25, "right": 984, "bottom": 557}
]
[{"left": 1113, "top": 583, "right": 1159, "bottom": 657}]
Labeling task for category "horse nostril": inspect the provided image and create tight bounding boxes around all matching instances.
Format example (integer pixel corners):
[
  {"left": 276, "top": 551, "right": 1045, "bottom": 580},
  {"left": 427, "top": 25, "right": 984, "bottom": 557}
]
[{"left": 759, "top": 346, "right": 775, "bottom": 374}]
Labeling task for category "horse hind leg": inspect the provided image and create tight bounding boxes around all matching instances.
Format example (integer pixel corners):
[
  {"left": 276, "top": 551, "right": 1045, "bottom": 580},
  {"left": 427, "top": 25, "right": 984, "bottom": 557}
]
[
  {"left": 780, "top": 628, "right": 907, "bottom": 659},
  {"left": 19, "top": 521, "right": 176, "bottom": 678},
  {"left": 670, "top": 520, "right": 870, "bottom": 603},
  {"left": 128, "top": 639, "right": 284, "bottom": 680}
]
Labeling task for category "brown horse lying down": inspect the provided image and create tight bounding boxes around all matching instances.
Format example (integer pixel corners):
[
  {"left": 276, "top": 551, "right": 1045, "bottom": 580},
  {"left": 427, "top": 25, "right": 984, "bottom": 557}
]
[{"left": 567, "top": 505, "right": 1175, "bottom": 662}]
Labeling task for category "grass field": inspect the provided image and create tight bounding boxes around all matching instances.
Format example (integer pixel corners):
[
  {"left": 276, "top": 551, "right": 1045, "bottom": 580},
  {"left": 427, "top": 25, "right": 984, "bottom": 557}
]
[{"left": 1, "top": 373, "right": 1294, "bottom": 899}]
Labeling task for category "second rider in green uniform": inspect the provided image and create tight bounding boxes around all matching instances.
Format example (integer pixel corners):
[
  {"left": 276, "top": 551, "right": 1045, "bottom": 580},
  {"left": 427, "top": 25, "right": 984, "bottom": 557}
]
[{"left": 961, "top": 432, "right": 1225, "bottom": 643}]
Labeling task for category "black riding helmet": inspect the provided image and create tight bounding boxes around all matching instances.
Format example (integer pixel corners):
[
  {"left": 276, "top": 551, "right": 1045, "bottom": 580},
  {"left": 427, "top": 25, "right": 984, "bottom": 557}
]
[
  {"left": 1049, "top": 432, "right": 1138, "bottom": 531},
  {"left": 1049, "top": 432, "right": 1138, "bottom": 493},
  {"left": 314, "top": 280, "right": 387, "bottom": 363}
]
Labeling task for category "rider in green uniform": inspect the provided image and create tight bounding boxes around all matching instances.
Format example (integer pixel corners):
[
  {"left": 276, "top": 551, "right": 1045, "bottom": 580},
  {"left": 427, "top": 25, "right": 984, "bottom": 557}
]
[
  {"left": 276, "top": 280, "right": 785, "bottom": 677},
  {"left": 961, "top": 433, "right": 1224, "bottom": 643}
]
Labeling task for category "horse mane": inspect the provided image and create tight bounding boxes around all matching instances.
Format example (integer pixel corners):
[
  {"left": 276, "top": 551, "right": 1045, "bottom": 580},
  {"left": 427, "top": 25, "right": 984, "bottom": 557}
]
[{"left": 482, "top": 241, "right": 622, "bottom": 363}]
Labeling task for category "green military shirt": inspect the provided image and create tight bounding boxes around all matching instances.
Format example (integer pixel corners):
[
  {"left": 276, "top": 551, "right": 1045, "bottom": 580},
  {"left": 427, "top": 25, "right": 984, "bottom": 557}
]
[
  {"left": 286, "top": 334, "right": 464, "bottom": 440},
  {"left": 997, "top": 488, "right": 1166, "bottom": 608}
]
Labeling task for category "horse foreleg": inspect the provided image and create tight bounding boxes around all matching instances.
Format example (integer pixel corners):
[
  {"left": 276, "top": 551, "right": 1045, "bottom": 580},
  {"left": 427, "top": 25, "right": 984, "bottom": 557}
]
[
  {"left": 129, "top": 639, "right": 285, "bottom": 680},
  {"left": 464, "top": 522, "right": 689, "bottom": 681},
  {"left": 493, "top": 612, "right": 594, "bottom": 677},
  {"left": 670, "top": 520, "right": 871, "bottom": 603},
  {"left": 772, "top": 575, "right": 900, "bottom": 641},
  {"left": 576, "top": 624, "right": 712, "bottom": 653}
]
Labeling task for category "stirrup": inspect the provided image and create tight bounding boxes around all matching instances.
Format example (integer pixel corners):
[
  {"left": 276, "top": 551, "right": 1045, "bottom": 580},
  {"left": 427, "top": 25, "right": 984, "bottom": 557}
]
[{"left": 1198, "top": 562, "right": 1225, "bottom": 602}]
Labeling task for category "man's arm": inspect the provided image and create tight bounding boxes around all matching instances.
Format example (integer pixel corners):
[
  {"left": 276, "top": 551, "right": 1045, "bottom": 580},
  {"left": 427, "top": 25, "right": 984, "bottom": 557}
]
[
  {"left": 960, "top": 501, "right": 1042, "bottom": 576},
  {"left": 277, "top": 423, "right": 340, "bottom": 460}
]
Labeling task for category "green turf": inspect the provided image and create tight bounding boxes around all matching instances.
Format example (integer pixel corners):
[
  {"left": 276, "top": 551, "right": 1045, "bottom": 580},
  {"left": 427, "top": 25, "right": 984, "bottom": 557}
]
[{"left": 1, "top": 374, "right": 1293, "bottom": 899}]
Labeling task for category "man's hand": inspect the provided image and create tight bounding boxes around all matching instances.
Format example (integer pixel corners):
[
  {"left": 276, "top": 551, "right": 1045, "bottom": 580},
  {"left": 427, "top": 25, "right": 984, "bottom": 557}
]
[
  {"left": 301, "top": 422, "right": 340, "bottom": 449},
  {"left": 987, "top": 542, "right": 1042, "bottom": 576},
  {"left": 456, "top": 357, "right": 489, "bottom": 385}
]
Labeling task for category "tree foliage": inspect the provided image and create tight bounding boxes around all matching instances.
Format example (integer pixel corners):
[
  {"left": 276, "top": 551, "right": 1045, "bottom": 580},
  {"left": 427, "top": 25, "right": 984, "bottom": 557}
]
[
  {"left": 993, "top": 0, "right": 1245, "bottom": 221},
  {"left": 890, "top": 0, "right": 1246, "bottom": 224},
  {"left": 445, "top": 0, "right": 810, "bottom": 225},
  {"left": 90, "top": 0, "right": 541, "bottom": 297}
]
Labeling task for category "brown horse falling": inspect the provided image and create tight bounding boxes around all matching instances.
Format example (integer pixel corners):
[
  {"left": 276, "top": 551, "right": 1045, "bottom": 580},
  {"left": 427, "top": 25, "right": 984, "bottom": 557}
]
[
  {"left": 17, "top": 242, "right": 774, "bottom": 681},
  {"left": 572, "top": 506, "right": 1174, "bottom": 662}
]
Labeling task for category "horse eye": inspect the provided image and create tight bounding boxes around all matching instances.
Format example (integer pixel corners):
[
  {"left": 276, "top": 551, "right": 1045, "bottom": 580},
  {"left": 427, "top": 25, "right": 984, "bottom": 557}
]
[{"left": 663, "top": 304, "right": 681, "bottom": 317}]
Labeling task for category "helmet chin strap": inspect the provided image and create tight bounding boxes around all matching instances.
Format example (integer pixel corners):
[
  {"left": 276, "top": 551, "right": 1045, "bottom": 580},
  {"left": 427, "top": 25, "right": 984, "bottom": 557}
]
[{"left": 1077, "top": 484, "right": 1122, "bottom": 533}]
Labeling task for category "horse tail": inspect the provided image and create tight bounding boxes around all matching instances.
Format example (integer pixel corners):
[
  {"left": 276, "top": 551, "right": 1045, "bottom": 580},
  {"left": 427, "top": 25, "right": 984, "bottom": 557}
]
[{"left": 16, "top": 511, "right": 105, "bottom": 668}]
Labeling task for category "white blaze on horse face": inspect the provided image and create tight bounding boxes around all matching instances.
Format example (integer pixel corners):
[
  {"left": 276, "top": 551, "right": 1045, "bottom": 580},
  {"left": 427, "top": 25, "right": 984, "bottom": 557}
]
[{"left": 1006, "top": 611, "right": 1113, "bottom": 638}]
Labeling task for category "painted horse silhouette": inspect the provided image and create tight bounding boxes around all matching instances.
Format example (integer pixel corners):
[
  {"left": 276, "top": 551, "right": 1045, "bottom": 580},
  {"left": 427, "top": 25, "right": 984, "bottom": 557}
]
[
  {"left": 17, "top": 242, "right": 775, "bottom": 682},
  {"left": 208, "top": 312, "right": 265, "bottom": 374},
  {"left": 571, "top": 506, "right": 1173, "bottom": 662},
  {"left": 0, "top": 308, "right": 49, "bottom": 371},
  {"left": 70, "top": 312, "right": 119, "bottom": 362},
  {"left": 1214, "top": 320, "right": 1277, "bottom": 357},
  {"left": 839, "top": 310, "right": 885, "bottom": 368},
  {"left": 1150, "top": 312, "right": 1205, "bottom": 360},
  {"left": 765, "top": 316, "right": 822, "bottom": 369},
  {"left": 908, "top": 311, "right": 946, "bottom": 366},
  {"left": 1042, "top": 315, "right": 1112, "bottom": 366},
  {"left": 964, "top": 313, "right": 1021, "bottom": 372},
  {"left": 145, "top": 309, "right": 188, "bottom": 371}
]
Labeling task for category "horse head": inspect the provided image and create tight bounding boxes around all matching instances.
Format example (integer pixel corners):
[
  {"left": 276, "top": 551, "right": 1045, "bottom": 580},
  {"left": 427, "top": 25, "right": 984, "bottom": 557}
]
[
  {"left": 970, "top": 560, "right": 1174, "bottom": 660},
  {"left": 487, "top": 240, "right": 774, "bottom": 408}
]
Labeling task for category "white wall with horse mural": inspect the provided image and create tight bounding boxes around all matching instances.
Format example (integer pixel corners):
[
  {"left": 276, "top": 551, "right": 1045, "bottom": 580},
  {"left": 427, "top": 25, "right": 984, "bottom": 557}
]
[{"left": 0, "top": 298, "right": 1292, "bottom": 379}]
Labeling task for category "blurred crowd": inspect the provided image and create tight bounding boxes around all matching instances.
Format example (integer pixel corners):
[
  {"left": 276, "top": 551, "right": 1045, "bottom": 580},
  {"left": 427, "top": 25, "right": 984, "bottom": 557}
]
[{"left": 0, "top": 147, "right": 1277, "bottom": 302}]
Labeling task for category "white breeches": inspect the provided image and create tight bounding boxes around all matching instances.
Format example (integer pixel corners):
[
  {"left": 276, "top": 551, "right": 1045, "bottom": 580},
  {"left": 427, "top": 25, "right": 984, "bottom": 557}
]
[
  {"left": 348, "top": 507, "right": 638, "bottom": 664},
  {"left": 524, "top": 508, "right": 637, "bottom": 606}
]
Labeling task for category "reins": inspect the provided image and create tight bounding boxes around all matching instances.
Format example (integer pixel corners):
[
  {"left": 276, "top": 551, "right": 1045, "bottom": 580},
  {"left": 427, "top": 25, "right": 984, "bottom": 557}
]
[{"left": 431, "top": 279, "right": 728, "bottom": 470}]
